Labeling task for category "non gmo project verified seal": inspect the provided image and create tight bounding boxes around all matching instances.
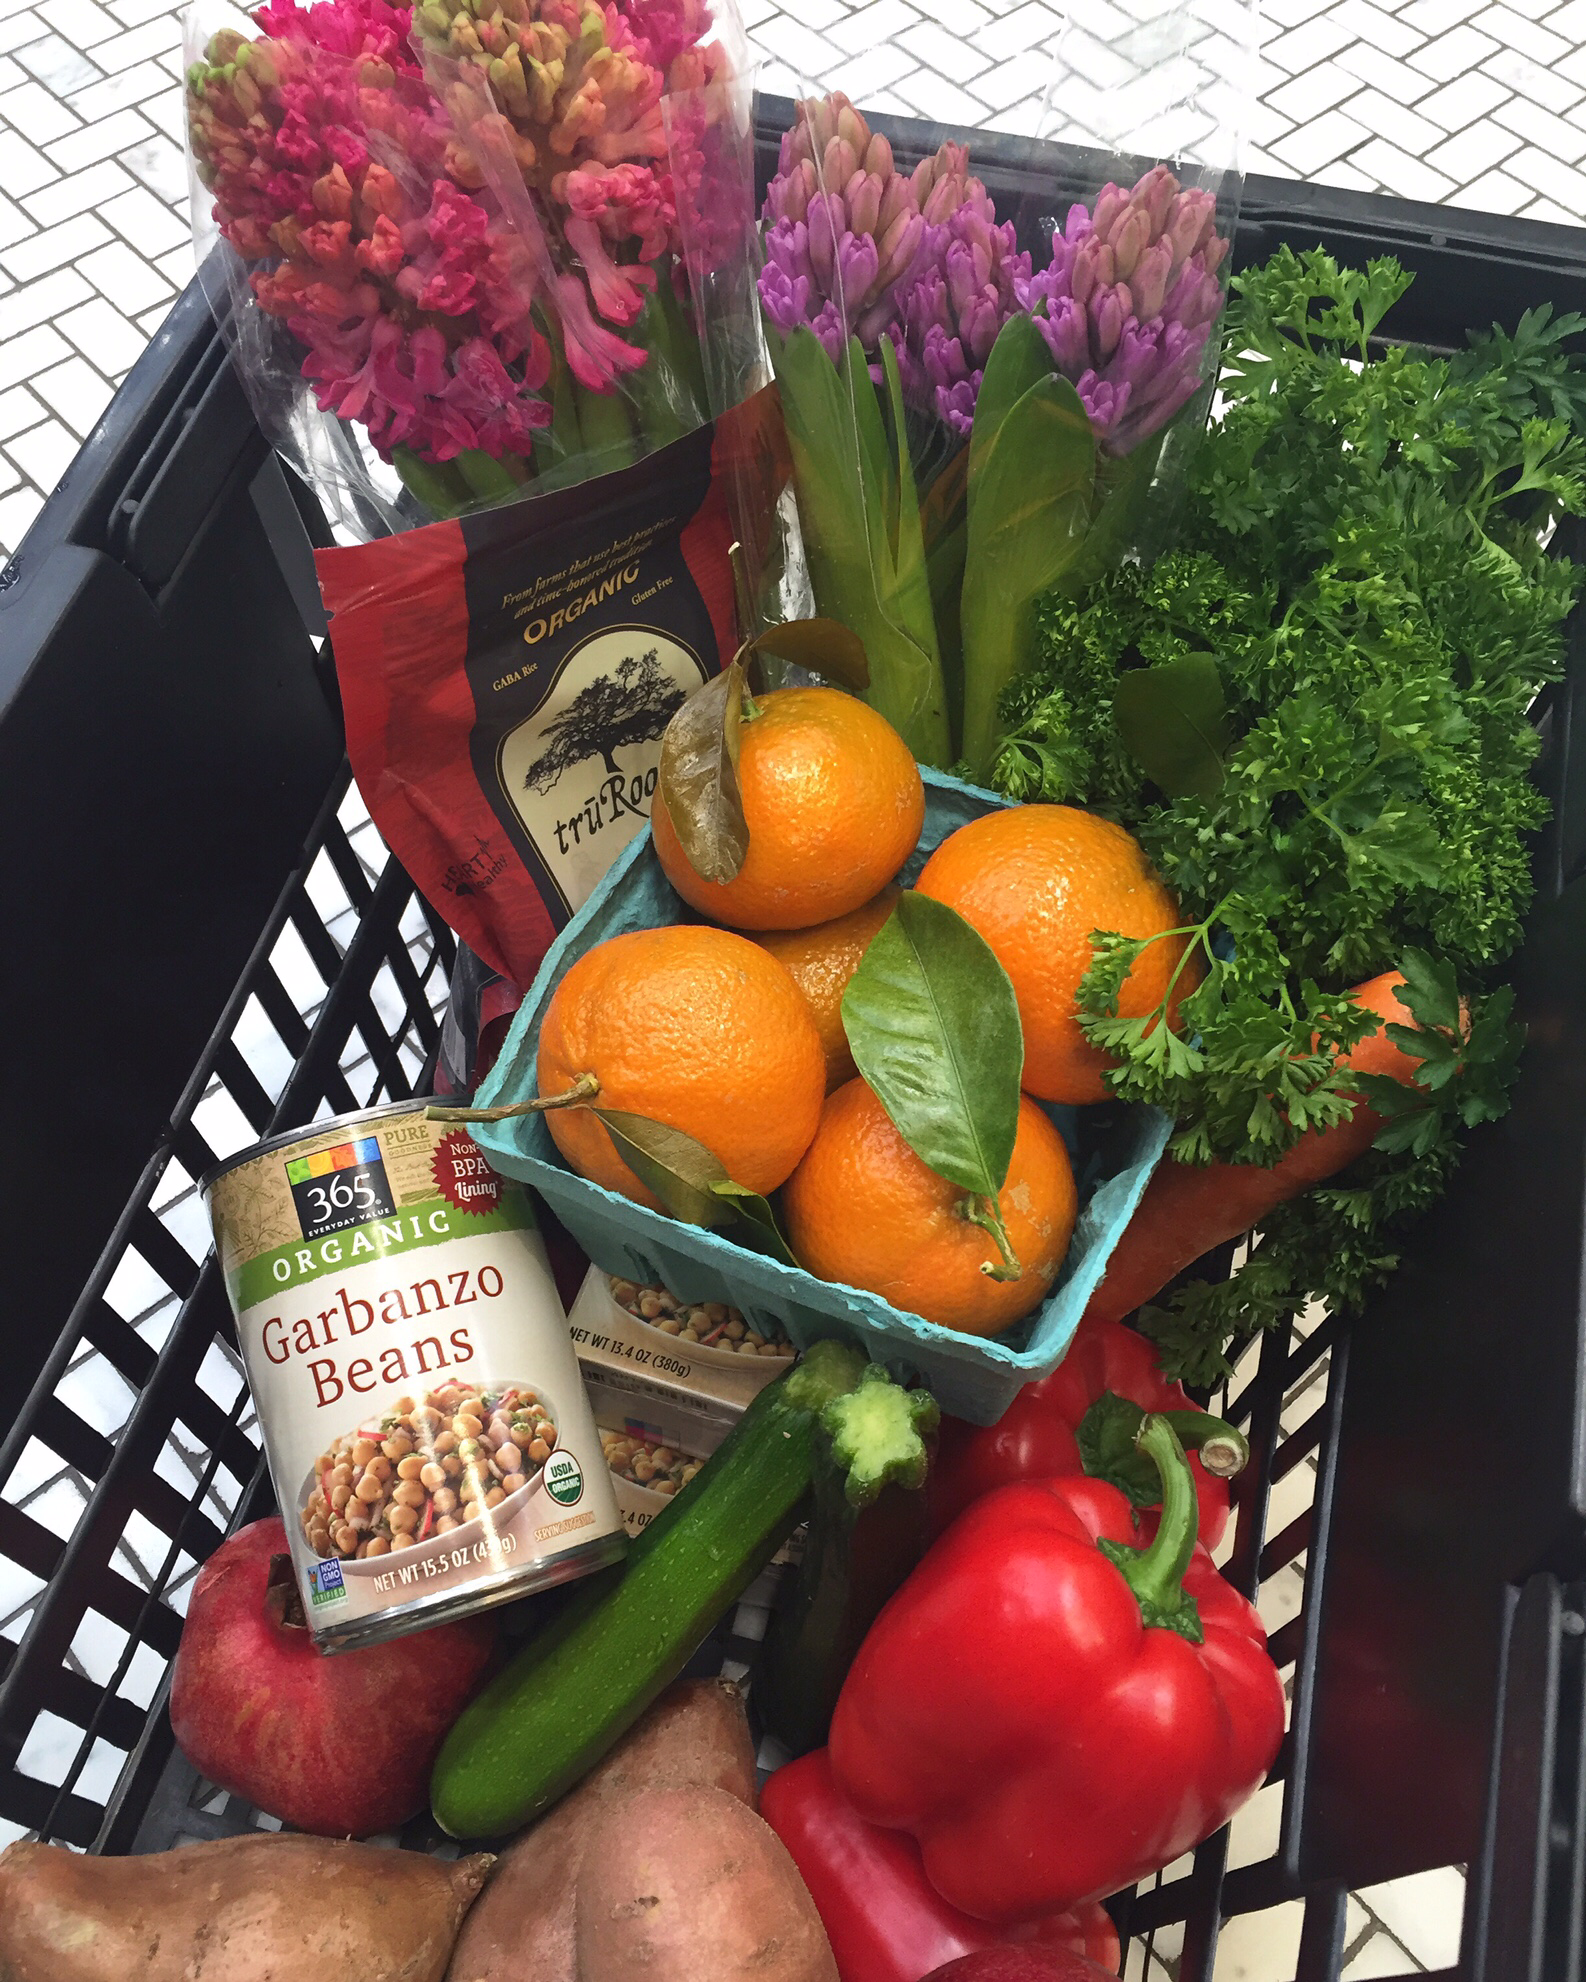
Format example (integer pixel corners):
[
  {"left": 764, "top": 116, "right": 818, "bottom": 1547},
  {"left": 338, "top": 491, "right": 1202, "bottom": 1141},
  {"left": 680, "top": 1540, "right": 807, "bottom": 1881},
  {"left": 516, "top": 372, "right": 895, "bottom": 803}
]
[{"left": 307, "top": 1558, "right": 349, "bottom": 1608}]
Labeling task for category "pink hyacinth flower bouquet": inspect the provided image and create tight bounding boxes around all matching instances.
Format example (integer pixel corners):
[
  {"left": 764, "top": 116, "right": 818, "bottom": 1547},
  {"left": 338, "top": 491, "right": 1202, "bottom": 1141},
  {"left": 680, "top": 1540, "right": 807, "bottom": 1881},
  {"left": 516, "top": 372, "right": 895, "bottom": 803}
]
[{"left": 185, "top": 0, "right": 745, "bottom": 526}]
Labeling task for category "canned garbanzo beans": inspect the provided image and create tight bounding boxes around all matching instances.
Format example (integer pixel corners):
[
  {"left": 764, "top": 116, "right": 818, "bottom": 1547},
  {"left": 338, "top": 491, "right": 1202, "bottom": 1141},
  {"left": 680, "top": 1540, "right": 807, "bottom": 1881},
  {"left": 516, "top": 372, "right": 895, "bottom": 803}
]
[{"left": 205, "top": 1101, "right": 625, "bottom": 1651}]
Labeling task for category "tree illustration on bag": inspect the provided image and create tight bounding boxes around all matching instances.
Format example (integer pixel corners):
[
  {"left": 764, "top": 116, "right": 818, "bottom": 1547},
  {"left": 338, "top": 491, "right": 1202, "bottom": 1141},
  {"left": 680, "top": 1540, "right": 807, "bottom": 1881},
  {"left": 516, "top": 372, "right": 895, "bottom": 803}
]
[{"left": 523, "top": 649, "right": 687, "bottom": 792}]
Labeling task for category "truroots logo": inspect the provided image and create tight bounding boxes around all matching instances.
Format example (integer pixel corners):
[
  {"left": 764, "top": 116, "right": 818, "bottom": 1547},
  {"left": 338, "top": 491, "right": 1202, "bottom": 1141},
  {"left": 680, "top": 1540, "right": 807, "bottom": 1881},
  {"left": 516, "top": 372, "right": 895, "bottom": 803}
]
[
  {"left": 499, "top": 629, "right": 705, "bottom": 909},
  {"left": 523, "top": 648, "right": 684, "bottom": 797}
]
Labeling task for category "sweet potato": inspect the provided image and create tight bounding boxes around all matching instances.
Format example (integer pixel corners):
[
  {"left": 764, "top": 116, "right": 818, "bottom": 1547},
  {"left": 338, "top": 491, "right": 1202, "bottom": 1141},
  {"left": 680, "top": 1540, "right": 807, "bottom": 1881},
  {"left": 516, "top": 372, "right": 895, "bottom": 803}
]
[
  {"left": 447, "top": 1676, "right": 756, "bottom": 1982},
  {"left": 576, "top": 1785, "right": 839, "bottom": 1982},
  {"left": 0, "top": 1832, "right": 492, "bottom": 1982}
]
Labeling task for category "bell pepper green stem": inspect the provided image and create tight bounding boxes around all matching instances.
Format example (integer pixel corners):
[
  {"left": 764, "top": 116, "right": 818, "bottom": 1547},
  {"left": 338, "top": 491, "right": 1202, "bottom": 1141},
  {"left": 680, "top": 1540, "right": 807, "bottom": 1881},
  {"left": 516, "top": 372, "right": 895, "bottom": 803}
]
[
  {"left": 1155, "top": 1410, "right": 1249, "bottom": 1480},
  {"left": 1076, "top": 1390, "right": 1246, "bottom": 1507},
  {"left": 1094, "top": 1411, "right": 1205, "bottom": 1641},
  {"left": 1109, "top": 1414, "right": 1200, "bottom": 1627}
]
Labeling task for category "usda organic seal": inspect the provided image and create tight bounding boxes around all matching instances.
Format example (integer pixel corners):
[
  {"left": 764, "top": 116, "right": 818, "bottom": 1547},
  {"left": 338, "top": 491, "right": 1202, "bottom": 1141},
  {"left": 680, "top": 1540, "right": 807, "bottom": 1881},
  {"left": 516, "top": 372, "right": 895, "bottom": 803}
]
[{"left": 545, "top": 1450, "right": 585, "bottom": 1506}]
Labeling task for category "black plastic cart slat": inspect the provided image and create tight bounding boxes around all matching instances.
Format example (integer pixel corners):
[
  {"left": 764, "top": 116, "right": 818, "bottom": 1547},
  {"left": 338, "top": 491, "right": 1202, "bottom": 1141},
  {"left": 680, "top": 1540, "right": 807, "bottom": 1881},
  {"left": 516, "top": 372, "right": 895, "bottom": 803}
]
[
  {"left": 1294, "top": 1886, "right": 1349, "bottom": 1981},
  {"left": 83, "top": 1306, "right": 159, "bottom": 1392}
]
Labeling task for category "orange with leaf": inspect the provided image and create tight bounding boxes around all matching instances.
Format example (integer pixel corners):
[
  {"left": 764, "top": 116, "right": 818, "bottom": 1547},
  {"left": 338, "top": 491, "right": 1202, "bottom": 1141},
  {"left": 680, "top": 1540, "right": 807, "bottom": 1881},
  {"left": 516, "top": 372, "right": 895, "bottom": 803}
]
[
  {"left": 916, "top": 804, "right": 1200, "bottom": 1105},
  {"left": 443, "top": 598, "right": 1203, "bottom": 1340},
  {"left": 651, "top": 683, "right": 924, "bottom": 931},
  {"left": 533, "top": 925, "right": 826, "bottom": 1210},
  {"left": 784, "top": 1080, "right": 1077, "bottom": 1334}
]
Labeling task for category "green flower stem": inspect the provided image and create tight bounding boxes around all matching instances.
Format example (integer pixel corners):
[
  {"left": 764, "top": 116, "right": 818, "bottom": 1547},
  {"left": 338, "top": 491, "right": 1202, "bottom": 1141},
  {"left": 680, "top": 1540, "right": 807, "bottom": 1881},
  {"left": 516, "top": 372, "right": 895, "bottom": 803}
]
[
  {"left": 454, "top": 448, "right": 527, "bottom": 503},
  {"left": 575, "top": 383, "right": 637, "bottom": 471},
  {"left": 390, "top": 445, "right": 472, "bottom": 519}
]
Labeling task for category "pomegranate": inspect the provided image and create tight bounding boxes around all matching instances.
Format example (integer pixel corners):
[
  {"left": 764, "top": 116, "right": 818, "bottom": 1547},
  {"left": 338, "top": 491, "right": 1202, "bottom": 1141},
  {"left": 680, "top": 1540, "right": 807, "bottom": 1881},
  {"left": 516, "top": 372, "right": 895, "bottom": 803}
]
[{"left": 170, "top": 1517, "right": 497, "bottom": 1837}]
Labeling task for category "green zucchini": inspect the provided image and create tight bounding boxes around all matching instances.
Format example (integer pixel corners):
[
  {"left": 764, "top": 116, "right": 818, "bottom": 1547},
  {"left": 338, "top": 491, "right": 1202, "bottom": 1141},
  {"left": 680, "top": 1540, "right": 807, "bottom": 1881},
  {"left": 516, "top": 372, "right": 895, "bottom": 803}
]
[
  {"left": 757, "top": 1364, "right": 938, "bottom": 1757},
  {"left": 756, "top": 1467, "right": 934, "bottom": 1759},
  {"left": 431, "top": 1340, "right": 932, "bottom": 1838}
]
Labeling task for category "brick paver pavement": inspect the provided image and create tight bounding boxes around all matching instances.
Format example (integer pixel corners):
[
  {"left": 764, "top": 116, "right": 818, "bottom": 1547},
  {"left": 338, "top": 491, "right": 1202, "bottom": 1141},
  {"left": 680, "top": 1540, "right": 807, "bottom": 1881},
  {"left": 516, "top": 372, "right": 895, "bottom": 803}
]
[{"left": 0, "top": 0, "right": 1585, "bottom": 555}]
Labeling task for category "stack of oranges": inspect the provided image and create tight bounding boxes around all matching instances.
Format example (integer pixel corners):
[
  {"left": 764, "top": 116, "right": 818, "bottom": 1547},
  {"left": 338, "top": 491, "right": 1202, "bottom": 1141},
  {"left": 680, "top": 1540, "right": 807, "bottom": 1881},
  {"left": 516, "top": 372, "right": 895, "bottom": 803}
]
[{"left": 534, "top": 685, "right": 1196, "bottom": 1339}]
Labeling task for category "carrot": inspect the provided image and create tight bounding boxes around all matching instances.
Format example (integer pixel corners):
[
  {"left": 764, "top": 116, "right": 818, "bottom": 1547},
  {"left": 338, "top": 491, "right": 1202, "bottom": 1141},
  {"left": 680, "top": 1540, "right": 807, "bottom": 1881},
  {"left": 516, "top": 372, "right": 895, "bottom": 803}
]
[{"left": 1086, "top": 972, "right": 1422, "bottom": 1329}]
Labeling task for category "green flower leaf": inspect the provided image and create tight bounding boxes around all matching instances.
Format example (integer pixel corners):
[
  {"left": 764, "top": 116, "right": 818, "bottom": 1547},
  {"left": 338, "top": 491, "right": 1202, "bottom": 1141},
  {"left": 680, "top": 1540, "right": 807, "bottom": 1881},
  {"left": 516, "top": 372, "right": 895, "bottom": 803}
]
[
  {"left": 656, "top": 659, "right": 748, "bottom": 884},
  {"left": 768, "top": 326, "right": 950, "bottom": 763},
  {"left": 840, "top": 892, "right": 1023, "bottom": 1202},
  {"left": 960, "top": 363, "right": 1097, "bottom": 778},
  {"left": 967, "top": 314, "right": 1056, "bottom": 490},
  {"left": 1113, "top": 654, "right": 1232, "bottom": 799}
]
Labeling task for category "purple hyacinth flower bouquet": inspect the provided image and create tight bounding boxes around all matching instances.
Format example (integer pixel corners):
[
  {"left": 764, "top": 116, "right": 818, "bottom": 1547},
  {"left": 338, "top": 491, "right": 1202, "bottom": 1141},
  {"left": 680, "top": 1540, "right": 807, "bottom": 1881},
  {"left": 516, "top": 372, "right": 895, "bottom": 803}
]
[{"left": 758, "top": 92, "right": 1234, "bottom": 775}]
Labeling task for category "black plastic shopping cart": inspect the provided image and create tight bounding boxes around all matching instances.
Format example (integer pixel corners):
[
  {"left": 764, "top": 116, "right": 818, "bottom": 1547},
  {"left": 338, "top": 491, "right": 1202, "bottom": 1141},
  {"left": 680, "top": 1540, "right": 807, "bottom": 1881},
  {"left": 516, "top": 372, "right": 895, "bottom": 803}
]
[{"left": 3, "top": 113, "right": 1586, "bottom": 1979}]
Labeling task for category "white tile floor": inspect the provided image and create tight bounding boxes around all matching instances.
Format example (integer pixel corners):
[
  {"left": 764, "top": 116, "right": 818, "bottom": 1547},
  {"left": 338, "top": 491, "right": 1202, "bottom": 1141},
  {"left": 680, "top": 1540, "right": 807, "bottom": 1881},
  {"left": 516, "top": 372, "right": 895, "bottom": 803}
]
[
  {"left": 0, "top": 0, "right": 1582, "bottom": 554},
  {"left": 0, "top": 0, "right": 1541, "bottom": 1969}
]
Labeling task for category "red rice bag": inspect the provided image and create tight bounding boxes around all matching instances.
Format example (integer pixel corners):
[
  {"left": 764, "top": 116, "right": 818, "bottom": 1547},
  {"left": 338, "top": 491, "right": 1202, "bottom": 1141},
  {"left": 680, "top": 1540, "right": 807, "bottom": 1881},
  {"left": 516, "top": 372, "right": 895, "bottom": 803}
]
[{"left": 316, "top": 391, "right": 783, "bottom": 987}]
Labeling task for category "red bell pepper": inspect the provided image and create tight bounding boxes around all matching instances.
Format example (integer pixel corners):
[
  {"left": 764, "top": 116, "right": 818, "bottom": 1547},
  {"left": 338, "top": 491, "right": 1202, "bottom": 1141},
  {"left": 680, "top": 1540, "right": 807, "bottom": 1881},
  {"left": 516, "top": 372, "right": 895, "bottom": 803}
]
[
  {"left": 829, "top": 1415, "right": 1285, "bottom": 1920},
  {"left": 761, "top": 1749, "right": 1120, "bottom": 1982},
  {"left": 923, "top": 1953, "right": 1114, "bottom": 1982},
  {"left": 929, "top": 1312, "right": 1242, "bottom": 1549}
]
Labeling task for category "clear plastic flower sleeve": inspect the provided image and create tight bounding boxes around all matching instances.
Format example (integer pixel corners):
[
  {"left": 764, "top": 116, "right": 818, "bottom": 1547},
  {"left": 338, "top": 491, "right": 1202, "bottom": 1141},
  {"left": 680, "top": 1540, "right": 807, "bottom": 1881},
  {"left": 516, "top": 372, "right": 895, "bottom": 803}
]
[
  {"left": 751, "top": 0, "right": 1255, "bottom": 776},
  {"left": 183, "top": 0, "right": 759, "bottom": 539}
]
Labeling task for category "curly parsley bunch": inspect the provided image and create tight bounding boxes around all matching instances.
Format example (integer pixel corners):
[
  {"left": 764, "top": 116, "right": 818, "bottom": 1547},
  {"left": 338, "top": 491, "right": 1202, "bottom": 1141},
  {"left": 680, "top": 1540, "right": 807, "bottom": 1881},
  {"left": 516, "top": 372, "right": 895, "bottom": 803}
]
[{"left": 992, "top": 249, "right": 1585, "bottom": 1381}]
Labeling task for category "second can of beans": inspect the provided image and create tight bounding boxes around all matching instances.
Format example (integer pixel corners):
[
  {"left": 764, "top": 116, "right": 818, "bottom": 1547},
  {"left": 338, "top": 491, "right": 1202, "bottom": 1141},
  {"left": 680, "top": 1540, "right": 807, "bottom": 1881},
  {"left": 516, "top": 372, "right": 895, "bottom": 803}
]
[{"left": 204, "top": 1100, "right": 625, "bottom": 1651}]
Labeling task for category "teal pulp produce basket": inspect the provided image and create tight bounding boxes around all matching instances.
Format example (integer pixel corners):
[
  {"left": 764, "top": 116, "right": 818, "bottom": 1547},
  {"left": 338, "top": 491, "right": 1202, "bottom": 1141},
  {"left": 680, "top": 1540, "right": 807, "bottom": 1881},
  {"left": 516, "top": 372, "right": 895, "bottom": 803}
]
[{"left": 470, "top": 767, "right": 1171, "bottom": 1424}]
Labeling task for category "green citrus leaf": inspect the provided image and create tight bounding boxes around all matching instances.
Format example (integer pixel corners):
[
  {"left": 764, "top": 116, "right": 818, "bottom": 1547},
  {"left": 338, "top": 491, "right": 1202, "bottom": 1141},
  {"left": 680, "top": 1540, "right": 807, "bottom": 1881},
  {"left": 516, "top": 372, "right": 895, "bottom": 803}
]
[
  {"left": 592, "top": 1109, "right": 799, "bottom": 1267},
  {"left": 656, "top": 659, "right": 748, "bottom": 884},
  {"left": 705, "top": 1179, "right": 801, "bottom": 1269},
  {"left": 1114, "top": 654, "right": 1232, "bottom": 800},
  {"left": 594, "top": 1108, "right": 722, "bottom": 1223},
  {"left": 840, "top": 892, "right": 1023, "bottom": 1198},
  {"left": 750, "top": 617, "right": 869, "bottom": 691}
]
